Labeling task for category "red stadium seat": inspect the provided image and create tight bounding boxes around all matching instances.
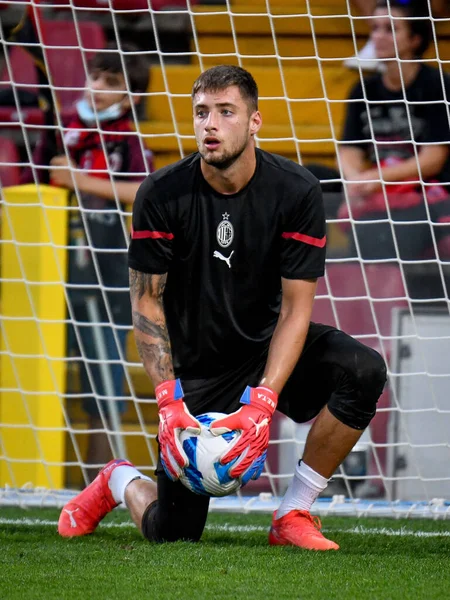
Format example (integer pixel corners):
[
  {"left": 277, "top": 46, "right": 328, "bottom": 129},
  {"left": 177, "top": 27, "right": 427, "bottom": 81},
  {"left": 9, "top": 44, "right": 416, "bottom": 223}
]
[
  {"left": 312, "top": 263, "right": 408, "bottom": 355},
  {"left": 0, "top": 136, "right": 20, "bottom": 187},
  {"left": 0, "top": 20, "right": 105, "bottom": 126}
]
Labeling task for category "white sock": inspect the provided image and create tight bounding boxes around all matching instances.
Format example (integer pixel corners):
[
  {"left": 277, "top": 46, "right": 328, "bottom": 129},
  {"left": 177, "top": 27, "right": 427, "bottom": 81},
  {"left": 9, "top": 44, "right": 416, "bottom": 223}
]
[
  {"left": 108, "top": 465, "right": 152, "bottom": 506},
  {"left": 276, "top": 461, "right": 329, "bottom": 518}
]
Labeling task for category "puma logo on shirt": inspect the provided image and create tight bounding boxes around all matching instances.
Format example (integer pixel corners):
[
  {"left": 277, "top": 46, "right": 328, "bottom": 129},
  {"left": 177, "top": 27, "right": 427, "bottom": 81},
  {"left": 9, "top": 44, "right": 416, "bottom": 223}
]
[{"left": 213, "top": 250, "right": 234, "bottom": 269}]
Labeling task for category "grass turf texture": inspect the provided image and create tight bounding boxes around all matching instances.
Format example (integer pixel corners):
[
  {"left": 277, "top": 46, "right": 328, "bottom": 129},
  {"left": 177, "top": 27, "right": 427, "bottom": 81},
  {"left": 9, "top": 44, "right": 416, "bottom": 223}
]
[{"left": 1, "top": 507, "right": 449, "bottom": 600}]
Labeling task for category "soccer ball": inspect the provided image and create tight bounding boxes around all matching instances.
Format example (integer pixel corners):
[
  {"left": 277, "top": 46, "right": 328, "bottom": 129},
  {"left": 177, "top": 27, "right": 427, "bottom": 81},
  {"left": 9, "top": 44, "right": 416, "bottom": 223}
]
[{"left": 179, "top": 412, "right": 242, "bottom": 497}]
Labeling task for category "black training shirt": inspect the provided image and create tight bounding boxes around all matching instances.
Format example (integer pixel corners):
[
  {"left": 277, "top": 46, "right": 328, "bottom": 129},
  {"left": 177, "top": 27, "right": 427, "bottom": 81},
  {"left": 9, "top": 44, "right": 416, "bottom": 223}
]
[{"left": 129, "top": 149, "right": 325, "bottom": 378}]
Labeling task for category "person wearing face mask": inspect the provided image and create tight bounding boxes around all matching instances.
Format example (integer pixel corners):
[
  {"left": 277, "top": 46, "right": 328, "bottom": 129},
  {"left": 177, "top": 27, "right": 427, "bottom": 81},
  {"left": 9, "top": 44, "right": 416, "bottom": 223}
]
[{"left": 21, "top": 43, "right": 154, "bottom": 481}]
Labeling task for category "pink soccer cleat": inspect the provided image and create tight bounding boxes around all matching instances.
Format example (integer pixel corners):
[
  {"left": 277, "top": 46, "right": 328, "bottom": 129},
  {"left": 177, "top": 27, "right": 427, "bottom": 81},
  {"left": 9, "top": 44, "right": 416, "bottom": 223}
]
[
  {"left": 269, "top": 509, "right": 340, "bottom": 551},
  {"left": 58, "top": 458, "right": 133, "bottom": 538}
]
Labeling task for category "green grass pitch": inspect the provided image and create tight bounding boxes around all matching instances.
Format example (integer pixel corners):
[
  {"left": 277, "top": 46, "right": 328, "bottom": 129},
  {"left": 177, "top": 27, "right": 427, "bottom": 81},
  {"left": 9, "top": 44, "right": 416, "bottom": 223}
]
[{"left": 1, "top": 506, "right": 449, "bottom": 600}]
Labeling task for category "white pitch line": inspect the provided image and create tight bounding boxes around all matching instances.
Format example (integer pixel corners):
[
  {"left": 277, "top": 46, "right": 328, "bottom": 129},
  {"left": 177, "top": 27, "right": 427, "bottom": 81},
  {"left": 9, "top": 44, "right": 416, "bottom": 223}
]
[{"left": 0, "top": 518, "right": 449, "bottom": 538}]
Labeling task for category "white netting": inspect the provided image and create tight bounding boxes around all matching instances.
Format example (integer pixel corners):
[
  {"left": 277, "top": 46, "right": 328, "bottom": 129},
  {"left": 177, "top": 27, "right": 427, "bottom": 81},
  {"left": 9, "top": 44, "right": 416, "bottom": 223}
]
[{"left": 0, "top": 0, "right": 449, "bottom": 516}]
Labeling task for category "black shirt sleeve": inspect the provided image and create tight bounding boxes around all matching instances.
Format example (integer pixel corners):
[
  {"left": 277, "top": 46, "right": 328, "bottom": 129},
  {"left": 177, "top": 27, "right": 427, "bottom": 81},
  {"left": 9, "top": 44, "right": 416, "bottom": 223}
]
[
  {"left": 418, "top": 71, "right": 450, "bottom": 145},
  {"left": 128, "top": 176, "right": 174, "bottom": 274},
  {"left": 341, "top": 81, "right": 369, "bottom": 150},
  {"left": 280, "top": 181, "right": 326, "bottom": 280}
]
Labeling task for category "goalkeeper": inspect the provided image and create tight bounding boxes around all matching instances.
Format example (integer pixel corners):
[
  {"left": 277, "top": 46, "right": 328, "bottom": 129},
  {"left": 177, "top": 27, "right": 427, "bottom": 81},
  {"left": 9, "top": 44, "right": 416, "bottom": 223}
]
[
  {"left": 58, "top": 64, "right": 386, "bottom": 551},
  {"left": 22, "top": 44, "right": 154, "bottom": 480}
]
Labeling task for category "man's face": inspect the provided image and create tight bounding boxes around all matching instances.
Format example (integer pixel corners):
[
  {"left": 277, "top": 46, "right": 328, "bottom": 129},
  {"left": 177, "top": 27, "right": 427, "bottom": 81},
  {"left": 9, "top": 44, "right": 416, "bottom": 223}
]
[
  {"left": 370, "top": 8, "right": 421, "bottom": 60},
  {"left": 193, "top": 85, "right": 260, "bottom": 169},
  {"left": 84, "top": 69, "right": 129, "bottom": 111}
]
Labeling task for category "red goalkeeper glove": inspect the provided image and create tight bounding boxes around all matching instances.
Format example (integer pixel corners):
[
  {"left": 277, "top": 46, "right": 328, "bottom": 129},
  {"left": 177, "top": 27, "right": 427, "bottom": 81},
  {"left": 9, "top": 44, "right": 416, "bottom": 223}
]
[
  {"left": 156, "top": 378, "right": 201, "bottom": 481},
  {"left": 209, "top": 385, "right": 278, "bottom": 479}
]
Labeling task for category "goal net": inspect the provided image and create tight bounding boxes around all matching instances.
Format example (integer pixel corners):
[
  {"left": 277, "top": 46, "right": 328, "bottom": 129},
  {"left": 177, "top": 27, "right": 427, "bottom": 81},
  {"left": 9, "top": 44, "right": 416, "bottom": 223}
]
[{"left": 0, "top": 0, "right": 449, "bottom": 518}]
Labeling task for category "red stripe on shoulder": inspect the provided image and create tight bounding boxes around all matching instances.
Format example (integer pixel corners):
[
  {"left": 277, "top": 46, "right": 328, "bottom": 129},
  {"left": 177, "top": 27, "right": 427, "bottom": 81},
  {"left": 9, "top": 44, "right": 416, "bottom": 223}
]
[
  {"left": 131, "top": 226, "right": 174, "bottom": 240},
  {"left": 282, "top": 232, "right": 326, "bottom": 248}
]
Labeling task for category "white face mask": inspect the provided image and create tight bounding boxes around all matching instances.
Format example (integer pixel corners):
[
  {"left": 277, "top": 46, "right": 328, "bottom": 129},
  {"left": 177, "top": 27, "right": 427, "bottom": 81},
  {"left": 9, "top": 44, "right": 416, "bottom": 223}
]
[{"left": 76, "top": 98, "right": 126, "bottom": 124}]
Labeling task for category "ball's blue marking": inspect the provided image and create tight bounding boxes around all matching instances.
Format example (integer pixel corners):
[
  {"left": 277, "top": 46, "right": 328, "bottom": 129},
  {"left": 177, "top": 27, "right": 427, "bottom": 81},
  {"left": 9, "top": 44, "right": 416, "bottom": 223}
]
[
  {"left": 182, "top": 413, "right": 239, "bottom": 496},
  {"left": 182, "top": 437, "right": 207, "bottom": 495},
  {"left": 197, "top": 414, "right": 215, "bottom": 427},
  {"left": 197, "top": 413, "right": 236, "bottom": 443},
  {"left": 221, "top": 430, "right": 235, "bottom": 443},
  {"left": 183, "top": 436, "right": 198, "bottom": 470},
  {"left": 214, "top": 461, "right": 233, "bottom": 485}
]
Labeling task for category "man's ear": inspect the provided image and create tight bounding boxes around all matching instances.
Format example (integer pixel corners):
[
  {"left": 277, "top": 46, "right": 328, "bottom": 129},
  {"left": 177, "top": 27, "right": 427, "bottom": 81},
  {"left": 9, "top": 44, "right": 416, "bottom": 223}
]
[{"left": 250, "top": 110, "right": 262, "bottom": 136}]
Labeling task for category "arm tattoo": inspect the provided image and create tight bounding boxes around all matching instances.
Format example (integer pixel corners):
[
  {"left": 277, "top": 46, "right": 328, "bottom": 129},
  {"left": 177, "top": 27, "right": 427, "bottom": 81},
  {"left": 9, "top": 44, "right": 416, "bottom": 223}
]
[
  {"left": 129, "top": 269, "right": 173, "bottom": 382},
  {"left": 132, "top": 311, "right": 170, "bottom": 343},
  {"left": 129, "top": 269, "right": 167, "bottom": 302},
  {"left": 135, "top": 338, "right": 174, "bottom": 382}
]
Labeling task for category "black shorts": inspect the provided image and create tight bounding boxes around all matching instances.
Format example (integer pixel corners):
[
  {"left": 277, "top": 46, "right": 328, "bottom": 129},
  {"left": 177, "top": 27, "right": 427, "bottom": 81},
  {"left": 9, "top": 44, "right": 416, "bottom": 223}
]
[
  {"left": 142, "top": 324, "right": 386, "bottom": 543},
  {"left": 182, "top": 322, "right": 357, "bottom": 423}
]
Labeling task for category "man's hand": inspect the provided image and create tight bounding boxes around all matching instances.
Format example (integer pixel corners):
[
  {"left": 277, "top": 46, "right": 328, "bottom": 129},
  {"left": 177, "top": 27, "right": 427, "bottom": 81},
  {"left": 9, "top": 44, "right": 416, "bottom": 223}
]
[
  {"left": 156, "top": 379, "right": 201, "bottom": 481},
  {"left": 50, "top": 155, "right": 81, "bottom": 189},
  {"left": 210, "top": 386, "right": 278, "bottom": 479}
]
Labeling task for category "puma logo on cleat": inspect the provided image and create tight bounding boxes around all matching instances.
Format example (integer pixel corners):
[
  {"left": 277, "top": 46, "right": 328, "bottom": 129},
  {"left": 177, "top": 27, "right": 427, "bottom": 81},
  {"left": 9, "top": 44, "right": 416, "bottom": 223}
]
[
  {"left": 249, "top": 417, "right": 269, "bottom": 437},
  {"left": 64, "top": 508, "right": 79, "bottom": 528},
  {"left": 213, "top": 250, "right": 234, "bottom": 269}
]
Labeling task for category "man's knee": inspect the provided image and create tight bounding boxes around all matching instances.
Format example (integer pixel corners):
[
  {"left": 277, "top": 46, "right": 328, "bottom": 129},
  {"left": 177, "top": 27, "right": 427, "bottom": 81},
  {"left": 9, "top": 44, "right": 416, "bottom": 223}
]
[
  {"left": 328, "top": 343, "right": 387, "bottom": 430},
  {"left": 141, "top": 500, "right": 204, "bottom": 543},
  {"left": 354, "top": 345, "right": 387, "bottom": 399}
]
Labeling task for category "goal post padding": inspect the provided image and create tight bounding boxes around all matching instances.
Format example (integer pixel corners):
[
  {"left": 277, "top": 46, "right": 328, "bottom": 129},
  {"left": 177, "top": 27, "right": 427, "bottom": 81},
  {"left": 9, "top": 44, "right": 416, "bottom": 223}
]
[{"left": 0, "top": 184, "right": 68, "bottom": 489}]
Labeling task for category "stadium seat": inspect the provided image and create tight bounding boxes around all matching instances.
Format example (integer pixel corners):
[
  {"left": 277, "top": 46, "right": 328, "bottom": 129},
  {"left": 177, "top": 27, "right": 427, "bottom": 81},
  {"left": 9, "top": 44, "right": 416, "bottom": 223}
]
[
  {"left": 0, "top": 136, "right": 20, "bottom": 187},
  {"left": 0, "top": 19, "right": 105, "bottom": 126},
  {"left": 312, "top": 263, "right": 408, "bottom": 355}
]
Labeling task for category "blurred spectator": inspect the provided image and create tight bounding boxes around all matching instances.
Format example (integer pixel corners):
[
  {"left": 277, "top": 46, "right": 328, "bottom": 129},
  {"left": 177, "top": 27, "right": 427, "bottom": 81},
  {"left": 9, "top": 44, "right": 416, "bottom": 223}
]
[
  {"left": 339, "top": 0, "right": 450, "bottom": 261},
  {"left": 22, "top": 43, "right": 154, "bottom": 480},
  {"left": 344, "top": 0, "right": 450, "bottom": 71},
  {"left": 309, "top": 0, "right": 450, "bottom": 264}
]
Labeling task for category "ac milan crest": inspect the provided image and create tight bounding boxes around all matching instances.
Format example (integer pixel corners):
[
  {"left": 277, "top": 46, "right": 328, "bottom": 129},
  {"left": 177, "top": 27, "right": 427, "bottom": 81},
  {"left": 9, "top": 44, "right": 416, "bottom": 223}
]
[{"left": 216, "top": 212, "right": 234, "bottom": 248}]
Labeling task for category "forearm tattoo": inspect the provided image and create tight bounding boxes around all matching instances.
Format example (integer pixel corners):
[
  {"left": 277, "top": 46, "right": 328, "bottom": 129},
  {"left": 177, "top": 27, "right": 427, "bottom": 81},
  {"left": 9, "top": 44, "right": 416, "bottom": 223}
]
[
  {"left": 129, "top": 269, "right": 174, "bottom": 382},
  {"left": 131, "top": 311, "right": 170, "bottom": 342},
  {"left": 129, "top": 269, "right": 166, "bottom": 302},
  {"left": 135, "top": 338, "right": 174, "bottom": 383}
]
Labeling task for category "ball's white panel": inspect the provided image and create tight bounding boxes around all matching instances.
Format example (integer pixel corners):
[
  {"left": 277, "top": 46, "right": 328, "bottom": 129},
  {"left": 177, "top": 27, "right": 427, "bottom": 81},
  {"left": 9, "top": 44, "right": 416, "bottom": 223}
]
[{"left": 179, "top": 412, "right": 241, "bottom": 497}]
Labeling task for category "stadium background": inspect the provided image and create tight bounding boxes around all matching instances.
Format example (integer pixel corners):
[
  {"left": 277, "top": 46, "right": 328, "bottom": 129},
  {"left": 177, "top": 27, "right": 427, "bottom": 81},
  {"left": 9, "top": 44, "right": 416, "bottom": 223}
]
[{"left": 0, "top": 0, "right": 449, "bottom": 513}]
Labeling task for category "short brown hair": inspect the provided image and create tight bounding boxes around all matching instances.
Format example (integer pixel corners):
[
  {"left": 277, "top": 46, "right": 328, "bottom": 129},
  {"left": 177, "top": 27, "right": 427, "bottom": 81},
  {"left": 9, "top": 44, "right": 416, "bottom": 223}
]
[
  {"left": 88, "top": 43, "right": 150, "bottom": 93},
  {"left": 192, "top": 65, "right": 258, "bottom": 112}
]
